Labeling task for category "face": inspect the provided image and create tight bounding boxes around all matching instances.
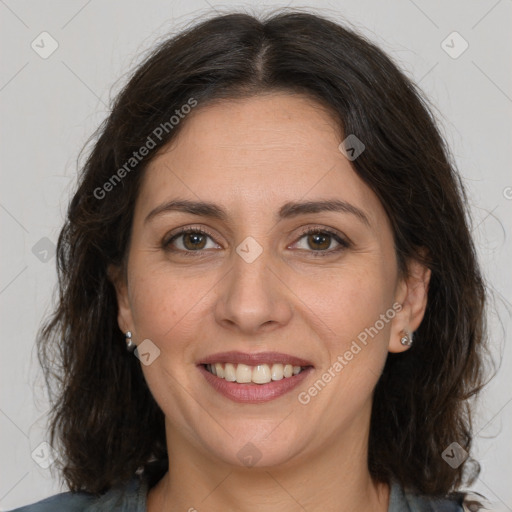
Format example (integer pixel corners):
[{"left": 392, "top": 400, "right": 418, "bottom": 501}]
[{"left": 113, "top": 93, "right": 429, "bottom": 470}]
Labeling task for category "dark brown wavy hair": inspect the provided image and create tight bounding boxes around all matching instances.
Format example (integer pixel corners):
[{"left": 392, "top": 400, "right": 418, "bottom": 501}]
[{"left": 38, "top": 10, "right": 488, "bottom": 498}]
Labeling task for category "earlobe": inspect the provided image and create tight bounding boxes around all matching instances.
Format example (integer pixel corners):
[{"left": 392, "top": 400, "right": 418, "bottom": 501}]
[
  {"left": 107, "top": 264, "right": 134, "bottom": 335},
  {"left": 389, "top": 259, "right": 431, "bottom": 353}
]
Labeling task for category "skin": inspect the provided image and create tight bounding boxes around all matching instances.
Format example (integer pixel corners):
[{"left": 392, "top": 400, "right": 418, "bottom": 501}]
[{"left": 111, "top": 93, "right": 430, "bottom": 512}]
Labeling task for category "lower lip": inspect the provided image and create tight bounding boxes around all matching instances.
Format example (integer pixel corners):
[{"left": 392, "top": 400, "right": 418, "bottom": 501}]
[{"left": 198, "top": 365, "right": 313, "bottom": 403}]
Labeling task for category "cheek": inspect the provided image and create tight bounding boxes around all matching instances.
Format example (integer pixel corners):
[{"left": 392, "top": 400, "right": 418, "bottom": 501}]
[
  {"left": 126, "top": 258, "right": 183, "bottom": 340},
  {"left": 295, "top": 260, "right": 394, "bottom": 342},
  {"left": 130, "top": 281, "right": 176, "bottom": 337},
  {"left": 126, "top": 254, "right": 220, "bottom": 348},
  {"left": 298, "top": 260, "right": 394, "bottom": 392}
]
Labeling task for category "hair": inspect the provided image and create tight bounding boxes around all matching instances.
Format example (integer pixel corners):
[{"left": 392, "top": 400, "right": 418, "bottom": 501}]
[{"left": 38, "top": 10, "right": 488, "bottom": 498}]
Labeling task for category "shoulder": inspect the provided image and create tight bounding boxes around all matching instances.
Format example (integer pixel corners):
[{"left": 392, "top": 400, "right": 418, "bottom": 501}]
[
  {"left": 7, "top": 475, "right": 148, "bottom": 512},
  {"left": 389, "top": 481, "right": 484, "bottom": 512},
  {"left": 403, "top": 492, "right": 464, "bottom": 512},
  {"left": 7, "top": 491, "right": 94, "bottom": 512}
]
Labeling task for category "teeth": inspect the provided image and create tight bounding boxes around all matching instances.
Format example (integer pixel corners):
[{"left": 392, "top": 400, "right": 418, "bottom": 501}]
[
  {"left": 205, "top": 363, "right": 305, "bottom": 384},
  {"left": 252, "top": 364, "right": 271, "bottom": 384},
  {"left": 214, "top": 363, "right": 224, "bottom": 378},
  {"left": 224, "top": 363, "right": 236, "bottom": 382},
  {"left": 235, "top": 363, "right": 252, "bottom": 383},
  {"left": 271, "top": 364, "right": 284, "bottom": 381}
]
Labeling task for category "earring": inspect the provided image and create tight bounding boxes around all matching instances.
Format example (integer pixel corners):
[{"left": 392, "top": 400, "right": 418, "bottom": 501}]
[
  {"left": 400, "top": 330, "right": 413, "bottom": 346},
  {"left": 125, "top": 331, "right": 136, "bottom": 352}
]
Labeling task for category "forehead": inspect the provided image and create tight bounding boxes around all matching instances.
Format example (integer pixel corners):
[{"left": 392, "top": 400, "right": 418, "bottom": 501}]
[
  {"left": 137, "top": 93, "right": 385, "bottom": 226},
  {"left": 157, "top": 93, "right": 340, "bottom": 167}
]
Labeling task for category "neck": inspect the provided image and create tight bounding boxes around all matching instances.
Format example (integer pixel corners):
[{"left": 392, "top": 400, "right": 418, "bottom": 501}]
[{"left": 147, "top": 419, "right": 390, "bottom": 512}]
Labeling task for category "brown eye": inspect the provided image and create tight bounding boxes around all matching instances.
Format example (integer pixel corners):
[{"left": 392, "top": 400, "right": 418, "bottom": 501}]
[
  {"left": 306, "top": 232, "right": 332, "bottom": 251},
  {"left": 182, "top": 232, "right": 207, "bottom": 250},
  {"left": 291, "top": 228, "right": 350, "bottom": 256},
  {"left": 163, "top": 228, "right": 220, "bottom": 253}
]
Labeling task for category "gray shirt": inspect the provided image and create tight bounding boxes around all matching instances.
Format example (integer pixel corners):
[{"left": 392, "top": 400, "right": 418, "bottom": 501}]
[{"left": 9, "top": 476, "right": 466, "bottom": 511}]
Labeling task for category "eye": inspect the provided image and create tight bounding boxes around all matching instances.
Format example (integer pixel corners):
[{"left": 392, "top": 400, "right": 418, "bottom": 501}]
[
  {"left": 291, "top": 227, "right": 350, "bottom": 256},
  {"left": 162, "top": 226, "right": 350, "bottom": 257},
  {"left": 163, "top": 227, "right": 220, "bottom": 254}
]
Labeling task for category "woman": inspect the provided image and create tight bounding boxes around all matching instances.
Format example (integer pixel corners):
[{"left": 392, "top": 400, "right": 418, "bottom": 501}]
[{"left": 11, "top": 10, "right": 488, "bottom": 512}]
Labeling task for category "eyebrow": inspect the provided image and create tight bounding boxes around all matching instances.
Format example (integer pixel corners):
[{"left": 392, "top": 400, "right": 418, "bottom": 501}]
[{"left": 144, "top": 198, "right": 370, "bottom": 227}]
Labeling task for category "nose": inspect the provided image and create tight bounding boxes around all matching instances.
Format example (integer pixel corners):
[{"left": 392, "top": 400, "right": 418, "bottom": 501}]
[{"left": 214, "top": 249, "right": 293, "bottom": 335}]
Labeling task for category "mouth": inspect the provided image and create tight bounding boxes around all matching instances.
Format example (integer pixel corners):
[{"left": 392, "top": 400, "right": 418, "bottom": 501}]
[
  {"left": 203, "top": 362, "right": 307, "bottom": 384},
  {"left": 197, "top": 351, "right": 314, "bottom": 403}
]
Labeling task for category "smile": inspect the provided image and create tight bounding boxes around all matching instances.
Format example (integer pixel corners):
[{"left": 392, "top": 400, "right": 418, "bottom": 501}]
[
  {"left": 198, "top": 351, "right": 314, "bottom": 403},
  {"left": 204, "top": 362, "right": 305, "bottom": 384}
]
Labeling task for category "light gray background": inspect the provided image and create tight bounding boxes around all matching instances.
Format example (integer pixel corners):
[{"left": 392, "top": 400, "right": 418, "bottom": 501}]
[{"left": 1, "top": 0, "right": 511, "bottom": 510}]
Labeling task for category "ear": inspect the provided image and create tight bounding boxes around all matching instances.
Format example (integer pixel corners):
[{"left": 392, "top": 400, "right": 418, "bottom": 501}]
[
  {"left": 388, "top": 258, "right": 431, "bottom": 353},
  {"left": 107, "top": 264, "right": 134, "bottom": 337}
]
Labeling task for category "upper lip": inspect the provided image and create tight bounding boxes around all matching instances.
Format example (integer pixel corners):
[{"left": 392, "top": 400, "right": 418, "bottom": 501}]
[{"left": 198, "top": 351, "right": 314, "bottom": 367}]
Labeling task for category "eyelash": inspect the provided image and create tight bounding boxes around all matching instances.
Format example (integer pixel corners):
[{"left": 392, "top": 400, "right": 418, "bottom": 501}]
[
  {"left": 162, "top": 226, "right": 351, "bottom": 258},
  {"left": 295, "top": 227, "right": 351, "bottom": 257},
  {"left": 162, "top": 227, "right": 215, "bottom": 257}
]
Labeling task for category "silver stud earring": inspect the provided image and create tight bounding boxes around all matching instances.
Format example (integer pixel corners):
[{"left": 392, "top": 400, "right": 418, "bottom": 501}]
[
  {"left": 125, "top": 331, "right": 136, "bottom": 352},
  {"left": 400, "top": 330, "right": 413, "bottom": 346}
]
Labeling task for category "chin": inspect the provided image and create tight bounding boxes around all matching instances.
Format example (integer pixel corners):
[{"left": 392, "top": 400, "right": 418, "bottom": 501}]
[{"left": 198, "top": 419, "right": 310, "bottom": 470}]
